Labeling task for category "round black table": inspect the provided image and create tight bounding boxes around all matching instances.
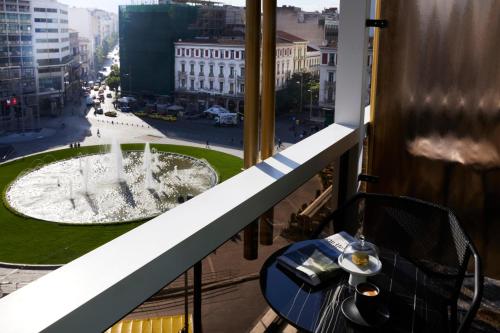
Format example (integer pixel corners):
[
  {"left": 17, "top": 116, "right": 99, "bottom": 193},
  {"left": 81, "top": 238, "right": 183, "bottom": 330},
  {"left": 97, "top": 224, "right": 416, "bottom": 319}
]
[{"left": 259, "top": 241, "right": 449, "bottom": 333}]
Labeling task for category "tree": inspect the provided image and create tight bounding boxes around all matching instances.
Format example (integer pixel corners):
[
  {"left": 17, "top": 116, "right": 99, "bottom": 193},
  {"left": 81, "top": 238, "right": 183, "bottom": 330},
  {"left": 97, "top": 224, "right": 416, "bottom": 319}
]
[
  {"left": 106, "top": 65, "right": 121, "bottom": 91},
  {"left": 276, "top": 72, "right": 319, "bottom": 114}
]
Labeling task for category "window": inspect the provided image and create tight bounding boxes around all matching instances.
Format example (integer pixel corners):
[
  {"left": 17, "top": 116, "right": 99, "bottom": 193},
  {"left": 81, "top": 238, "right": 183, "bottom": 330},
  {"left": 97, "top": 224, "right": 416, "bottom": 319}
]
[
  {"left": 229, "top": 83, "right": 234, "bottom": 93},
  {"left": 240, "top": 67, "right": 245, "bottom": 77},
  {"left": 200, "top": 64, "right": 204, "bottom": 74},
  {"left": 225, "top": 50, "right": 229, "bottom": 59},
  {"left": 34, "top": 8, "right": 46, "bottom": 12},
  {"left": 61, "top": 46, "right": 69, "bottom": 52},
  {"left": 181, "top": 63, "right": 185, "bottom": 73},
  {"left": 209, "top": 80, "right": 213, "bottom": 90},
  {"left": 181, "top": 79, "right": 186, "bottom": 88},
  {"left": 200, "top": 80, "right": 204, "bottom": 89},
  {"left": 230, "top": 50, "right": 234, "bottom": 59},
  {"left": 47, "top": 8, "right": 57, "bottom": 13},
  {"left": 181, "top": 48, "right": 185, "bottom": 56},
  {"left": 38, "top": 77, "right": 61, "bottom": 93},
  {"left": 37, "top": 48, "right": 59, "bottom": 53},
  {"left": 205, "top": 49, "right": 208, "bottom": 57},
  {"left": 190, "top": 63, "right": 194, "bottom": 74},
  {"left": 235, "top": 51, "right": 239, "bottom": 59},
  {"left": 35, "top": 18, "right": 57, "bottom": 23},
  {"left": 209, "top": 64, "right": 214, "bottom": 75},
  {"left": 195, "top": 49, "right": 199, "bottom": 57},
  {"left": 35, "top": 28, "right": 58, "bottom": 33},
  {"left": 214, "top": 50, "right": 218, "bottom": 58},
  {"left": 240, "top": 84, "right": 244, "bottom": 93},
  {"left": 60, "top": 10, "right": 68, "bottom": 15},
  {"left": 328, "top": 71, "right": 335, "bottom": 83},
  {"left": 328, "top": 53, "right": 336, "bottom": 65},
  {"left": 176, "top": 48, "right": 180, "bottom": 56},
  {"left": 219, "top": 81, "right": 223, "bottom": 93},
  {"left": 190, "top": 79, "right": 194, "bottom": 90},
  {"left": 230, "top": 67, "right": 234, "bottom": 77},
  {"left": 219, "top": 65, "right": 223, "bottom": 76}
]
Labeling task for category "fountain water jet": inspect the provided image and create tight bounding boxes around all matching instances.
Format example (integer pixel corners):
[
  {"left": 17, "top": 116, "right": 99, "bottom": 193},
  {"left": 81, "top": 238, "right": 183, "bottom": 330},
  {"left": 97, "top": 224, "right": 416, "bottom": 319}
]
[
  {"left": 69, "top": 180, "right": 74, "bottom": 200},
  {"left": 111, "top": 139, "right": 124, "bottom": 182},
  {"left": 82, "top": 158, "right": 90, "bottom": 194},
  {"left": 143, "top": 143, "right": 155, "bottom": 190}
]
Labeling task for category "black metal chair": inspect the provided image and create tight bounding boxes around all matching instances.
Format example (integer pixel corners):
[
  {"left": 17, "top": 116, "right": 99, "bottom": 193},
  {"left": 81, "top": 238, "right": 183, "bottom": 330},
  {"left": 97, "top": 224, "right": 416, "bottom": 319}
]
[{"left": 312, "top": 192, "right": 483, "bottom": 333}]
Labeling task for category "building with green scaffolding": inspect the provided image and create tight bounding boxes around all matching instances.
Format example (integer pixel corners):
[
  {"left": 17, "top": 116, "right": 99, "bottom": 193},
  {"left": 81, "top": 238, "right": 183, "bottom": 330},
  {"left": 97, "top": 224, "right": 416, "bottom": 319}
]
[{"left": 119, "top": 4, "right": 198, "bottom": 97}]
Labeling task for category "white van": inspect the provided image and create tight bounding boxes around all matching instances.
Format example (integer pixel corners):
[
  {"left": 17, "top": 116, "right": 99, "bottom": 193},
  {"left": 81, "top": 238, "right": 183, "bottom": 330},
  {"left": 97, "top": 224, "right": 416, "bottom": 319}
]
[{"left": 214, "top": 113, "right": 238, "bottom": 126}]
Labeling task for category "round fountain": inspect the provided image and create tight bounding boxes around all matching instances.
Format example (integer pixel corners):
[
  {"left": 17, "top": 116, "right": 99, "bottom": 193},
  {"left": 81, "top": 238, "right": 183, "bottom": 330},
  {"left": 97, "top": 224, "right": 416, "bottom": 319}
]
[{"left": 5, "top": 142, "right": 218, "bottom": 224}]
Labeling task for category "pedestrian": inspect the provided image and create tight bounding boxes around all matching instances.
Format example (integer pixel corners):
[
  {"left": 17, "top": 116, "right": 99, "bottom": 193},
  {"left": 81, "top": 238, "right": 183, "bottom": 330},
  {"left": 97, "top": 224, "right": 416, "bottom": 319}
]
[
  {"left": 97, "top": 129, "right": 100, "bottom": 137},
  {"left": 77, "top": 142, "right": 80, "bottom": 148},
  {"left": 205, "top": 139, "right": 210, "bottom": 149},
  {"left": 278, "top": 138, "right": 282, "bottom": 149},
  {"left": 70, "top": 143, "right": 73, "bottom": 149}
]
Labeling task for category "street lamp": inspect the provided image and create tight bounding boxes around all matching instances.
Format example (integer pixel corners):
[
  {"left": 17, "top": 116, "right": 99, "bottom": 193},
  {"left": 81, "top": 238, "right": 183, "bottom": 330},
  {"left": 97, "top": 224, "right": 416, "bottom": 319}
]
[
  {"left": 295, "top": 73, "right": 303, "bottom": 113},
  {"left": 307, "top": 89, "right": 313, "bottom": 120}
]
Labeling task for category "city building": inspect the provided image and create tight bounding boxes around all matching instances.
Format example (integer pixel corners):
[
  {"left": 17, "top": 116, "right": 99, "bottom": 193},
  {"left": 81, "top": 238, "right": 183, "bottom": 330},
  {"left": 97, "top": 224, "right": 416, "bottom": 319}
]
[
  {"left": 276, "top": 30, "right": 307, "bottom": 73},
  {"left": 66, "top": 29, "right": 80, "bottom": 101},
  {"left": 276, "top": 6, "right": 339, "bottom": 49},
  {"left": 68, "top": 7, "right": 95, "bottom": 72},
  {"left": 77, "top": 35, "right": 90, "bottom": 80},
  {"left": 305, "top": 45, "right": 320, "bottom": 75},
  {"left": 319, "top": 39, "right": 373, "bottom": 110},
  {"left": 0, "top": 0, "right": 38, "bottom": 132},
  {"left": 119, "top": 3, "right": 199, "bottom": 96},
  {"left": 32, "top": 0, "right": 72, "bottom": 116},
  {"left": 174, "top": 35, "right": 299, "bottom": 112}
]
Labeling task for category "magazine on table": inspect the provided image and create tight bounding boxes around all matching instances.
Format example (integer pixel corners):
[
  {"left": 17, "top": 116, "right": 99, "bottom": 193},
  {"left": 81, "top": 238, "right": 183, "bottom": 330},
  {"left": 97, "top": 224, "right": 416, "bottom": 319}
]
[{"left": 277, "top": 231, "right": 355, "bottom": 286}]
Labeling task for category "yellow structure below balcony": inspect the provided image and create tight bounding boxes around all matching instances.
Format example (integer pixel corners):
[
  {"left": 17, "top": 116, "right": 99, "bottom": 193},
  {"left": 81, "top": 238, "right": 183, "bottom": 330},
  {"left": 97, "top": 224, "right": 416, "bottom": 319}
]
[{"left": 105, "top": 315, "right": 192, "bottom": 333}]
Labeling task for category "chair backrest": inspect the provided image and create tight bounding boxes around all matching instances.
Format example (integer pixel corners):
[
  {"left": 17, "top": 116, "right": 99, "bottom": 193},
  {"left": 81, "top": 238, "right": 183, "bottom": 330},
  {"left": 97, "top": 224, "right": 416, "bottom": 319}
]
[{"left": 328, "top": 193, "right": 473, "bottom": 294}]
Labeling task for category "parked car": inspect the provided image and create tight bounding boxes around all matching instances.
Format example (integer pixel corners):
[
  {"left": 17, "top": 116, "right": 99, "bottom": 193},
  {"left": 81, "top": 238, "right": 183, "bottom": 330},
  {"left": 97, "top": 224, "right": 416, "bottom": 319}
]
[
  {"left": 106, "top": 93, "right": 112, "bottom": 98},
  {"left": 85, "top": 96, "right": 94, "bottom": 106},
  {"left": 105, "top": 111, "right": 117, "bottom": 117},
  {"left": 203, "top": 105, "right": 229, "bottom": 119}
]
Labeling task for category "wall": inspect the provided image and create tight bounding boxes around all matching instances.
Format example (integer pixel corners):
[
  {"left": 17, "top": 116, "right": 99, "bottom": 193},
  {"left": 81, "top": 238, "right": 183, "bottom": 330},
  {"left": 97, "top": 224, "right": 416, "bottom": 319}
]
[{"left": 369, "top": 0, "right": 500, "bottom": 278}]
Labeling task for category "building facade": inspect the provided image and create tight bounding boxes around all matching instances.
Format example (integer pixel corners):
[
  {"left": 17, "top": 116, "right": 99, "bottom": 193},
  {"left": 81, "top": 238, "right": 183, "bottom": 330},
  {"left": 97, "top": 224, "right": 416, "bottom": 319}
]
[
  {"left": 0, "top": 0, "right": 38, "bottom": 131},
  {"left": 174, "top": 37, "right": 298, "bottom": 112},
  {"left": 77, "top": 35, "right": 90, "bottom": 79},
  {"left": 66, "top": 29, "right": 80, "bottom": 101},
  {"left": 32, "top": 0, "right": 71, "bottom": 116},
  {"left": 319, "top": 40, "right": 373, "bottom": 110},
  {"left": 305, "top": 45, "right": 320, "bottom": 75}
]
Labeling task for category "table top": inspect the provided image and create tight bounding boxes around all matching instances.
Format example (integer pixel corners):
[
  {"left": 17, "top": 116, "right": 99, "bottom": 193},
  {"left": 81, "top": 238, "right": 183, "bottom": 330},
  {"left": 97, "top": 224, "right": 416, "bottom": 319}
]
[{"left": 260, "top": 240, "right": 449, "bottom": 333}]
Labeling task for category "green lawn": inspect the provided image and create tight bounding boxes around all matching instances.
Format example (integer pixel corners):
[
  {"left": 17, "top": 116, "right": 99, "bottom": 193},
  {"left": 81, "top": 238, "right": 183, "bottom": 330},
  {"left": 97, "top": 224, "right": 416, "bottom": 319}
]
[{"left": 0, "top": 144, "right": 242, "bottom": 264}]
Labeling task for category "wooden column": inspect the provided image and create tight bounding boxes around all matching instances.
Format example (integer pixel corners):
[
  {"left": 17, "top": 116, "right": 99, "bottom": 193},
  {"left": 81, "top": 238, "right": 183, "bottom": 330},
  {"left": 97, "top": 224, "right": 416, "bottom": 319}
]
[
  {"left": 243, "top": 0, "right": 261, "bottom": 260},
  {"left": 259, "top": 0, "right": 277, "bottom": 246}
]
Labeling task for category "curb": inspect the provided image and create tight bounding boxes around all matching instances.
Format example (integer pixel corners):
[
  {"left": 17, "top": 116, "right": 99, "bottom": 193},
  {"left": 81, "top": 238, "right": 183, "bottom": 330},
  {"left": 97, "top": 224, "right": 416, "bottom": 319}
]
[{"left": 0, "top": 261, "right": 62, "bottom": 270}]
